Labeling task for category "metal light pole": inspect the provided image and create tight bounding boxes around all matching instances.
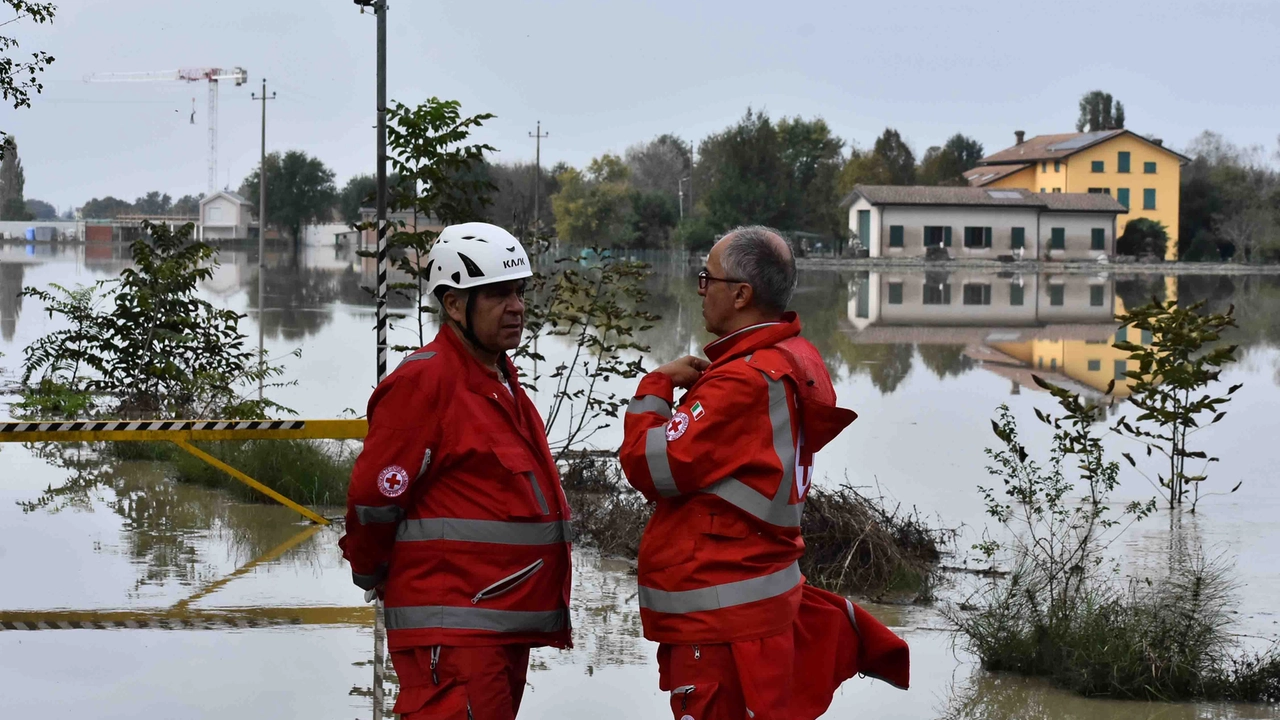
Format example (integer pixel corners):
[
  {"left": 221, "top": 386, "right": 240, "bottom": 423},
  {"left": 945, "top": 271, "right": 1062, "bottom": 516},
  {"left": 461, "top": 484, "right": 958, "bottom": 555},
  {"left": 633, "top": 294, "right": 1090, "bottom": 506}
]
[
  {"left": 251, "top": 79, "right": 276, "bottom": 402},
  {"left": 354, "top": 5, "right": 388, "bottom": 718}
]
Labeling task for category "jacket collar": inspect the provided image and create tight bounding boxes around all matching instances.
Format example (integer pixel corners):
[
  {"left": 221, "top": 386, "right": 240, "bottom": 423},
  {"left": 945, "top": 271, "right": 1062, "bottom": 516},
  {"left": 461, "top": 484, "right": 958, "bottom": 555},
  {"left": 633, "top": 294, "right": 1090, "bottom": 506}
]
[
  {"left": 436, "top": 323, "right": 521, "bottom": 386},
  {"left": 703, "top": 312, "right": 802, "bottom": 365}
]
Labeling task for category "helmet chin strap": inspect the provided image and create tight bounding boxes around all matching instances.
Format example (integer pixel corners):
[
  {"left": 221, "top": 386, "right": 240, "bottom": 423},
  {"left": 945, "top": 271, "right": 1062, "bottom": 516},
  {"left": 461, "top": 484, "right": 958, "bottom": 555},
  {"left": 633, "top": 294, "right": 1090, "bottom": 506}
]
[{"left": 458, "top": 289, "right": 503, "bottom": 364}]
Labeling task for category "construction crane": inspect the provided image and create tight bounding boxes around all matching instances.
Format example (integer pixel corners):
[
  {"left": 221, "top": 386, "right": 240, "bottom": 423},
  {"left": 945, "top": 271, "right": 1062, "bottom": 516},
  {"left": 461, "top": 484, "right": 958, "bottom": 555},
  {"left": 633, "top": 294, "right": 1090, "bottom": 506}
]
[{"left": 84, "top": 67, "right": 250, "bottom": 195}]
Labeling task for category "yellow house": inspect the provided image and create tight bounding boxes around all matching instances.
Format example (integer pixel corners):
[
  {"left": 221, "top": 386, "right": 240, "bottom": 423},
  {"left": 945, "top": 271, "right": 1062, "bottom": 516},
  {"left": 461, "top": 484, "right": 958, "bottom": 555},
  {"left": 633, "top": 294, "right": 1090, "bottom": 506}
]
[{"left": 965, "top": 130, "right": 1190, "bottom": 259}]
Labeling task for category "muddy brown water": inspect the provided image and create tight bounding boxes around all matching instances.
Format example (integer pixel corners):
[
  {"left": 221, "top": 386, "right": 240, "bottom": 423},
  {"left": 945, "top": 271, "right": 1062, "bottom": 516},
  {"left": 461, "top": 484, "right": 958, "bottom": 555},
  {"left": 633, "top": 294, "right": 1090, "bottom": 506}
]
[{"left": 2, "top": 241, "right": 1279, "bottom": 718}]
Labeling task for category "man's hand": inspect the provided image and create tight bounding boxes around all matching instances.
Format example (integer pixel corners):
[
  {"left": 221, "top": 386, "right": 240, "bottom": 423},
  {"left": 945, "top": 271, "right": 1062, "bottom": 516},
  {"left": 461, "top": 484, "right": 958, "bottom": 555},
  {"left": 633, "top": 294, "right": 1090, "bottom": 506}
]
[{"left": 655, "top": 355, "right": 710, "bottom": 389}]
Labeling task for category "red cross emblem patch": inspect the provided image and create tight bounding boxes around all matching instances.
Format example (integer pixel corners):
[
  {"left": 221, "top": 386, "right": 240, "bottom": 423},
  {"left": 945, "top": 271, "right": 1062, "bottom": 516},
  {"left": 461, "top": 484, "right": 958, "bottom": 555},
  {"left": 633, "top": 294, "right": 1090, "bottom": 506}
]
[
  {"left": 665, "top": 412, "right": 690, "bottom": 441},
  {"left": 377, "top": 465, "right": 410, "bottom": 498}
]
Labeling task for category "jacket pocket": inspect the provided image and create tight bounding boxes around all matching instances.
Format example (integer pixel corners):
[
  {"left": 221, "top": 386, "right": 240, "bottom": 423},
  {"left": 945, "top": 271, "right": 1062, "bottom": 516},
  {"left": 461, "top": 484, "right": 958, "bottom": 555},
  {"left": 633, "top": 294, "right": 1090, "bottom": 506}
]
[
  {"left": 471, "top": 559, "right": 545, "bottom": 604},
  {"left": 668, "top": 682, "right": 721, "bottom": 720},
  {"left": 702, "top": 511, "right": 750, "bottom": 539},
  {"left": 492, "top": 446, "right": 551, "bottom": 518}
]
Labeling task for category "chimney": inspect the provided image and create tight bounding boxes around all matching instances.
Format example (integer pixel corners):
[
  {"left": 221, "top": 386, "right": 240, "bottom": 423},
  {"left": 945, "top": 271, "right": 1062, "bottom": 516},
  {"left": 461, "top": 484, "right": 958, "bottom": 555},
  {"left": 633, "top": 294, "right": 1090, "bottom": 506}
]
[
  {"left": 1015, "top": 130, "right": 1026, "bottom": 145},
  {"left": 1152, "top": 138, "right": 1164, "bottom": 147}
]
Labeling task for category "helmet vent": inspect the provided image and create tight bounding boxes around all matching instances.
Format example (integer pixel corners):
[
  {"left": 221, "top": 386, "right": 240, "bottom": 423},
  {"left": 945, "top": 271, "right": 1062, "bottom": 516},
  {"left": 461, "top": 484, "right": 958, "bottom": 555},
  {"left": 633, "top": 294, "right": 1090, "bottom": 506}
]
[
  {"left": 506, "top": 246, "right": 516, "bottom": 252},
  {"left": 462, "top": 235, "right": 474, "bottom": 240},
  {"left": 451, "top": 271, "right": 462, "bottom": 284},
  {"left": 457, "top": 252, "right": 485, "bottom": 278},
  {"left": 424, "top": 259, "right": 435, "bottom": 280}
]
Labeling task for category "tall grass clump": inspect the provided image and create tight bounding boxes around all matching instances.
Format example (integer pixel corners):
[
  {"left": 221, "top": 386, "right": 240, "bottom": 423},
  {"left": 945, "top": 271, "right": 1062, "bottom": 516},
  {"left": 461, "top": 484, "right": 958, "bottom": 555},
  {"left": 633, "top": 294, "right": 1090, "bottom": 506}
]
[
  {"left": 951, "top": 382, "right": 1279, "bottom": 702},
  {"left": 106, "top": 439, "right": 356, "bottom": 507}
]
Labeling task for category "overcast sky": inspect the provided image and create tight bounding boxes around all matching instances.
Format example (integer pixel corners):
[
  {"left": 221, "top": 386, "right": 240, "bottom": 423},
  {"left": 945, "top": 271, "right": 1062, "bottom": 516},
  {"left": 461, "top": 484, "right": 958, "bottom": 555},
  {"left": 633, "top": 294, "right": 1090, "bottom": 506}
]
[{"left": 5, "top": 0, "right": 1279, "bottom": 211}]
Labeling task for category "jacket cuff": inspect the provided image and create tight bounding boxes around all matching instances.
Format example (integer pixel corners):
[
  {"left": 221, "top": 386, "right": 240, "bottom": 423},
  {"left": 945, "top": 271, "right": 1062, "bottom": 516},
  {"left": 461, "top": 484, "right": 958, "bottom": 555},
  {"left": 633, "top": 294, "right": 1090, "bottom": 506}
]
[
  {"left": 637, "top": 372, "right": 675, "bottom": 402},
  {"left": 350, "top": 563, "right": 388, "bottom": 591}
]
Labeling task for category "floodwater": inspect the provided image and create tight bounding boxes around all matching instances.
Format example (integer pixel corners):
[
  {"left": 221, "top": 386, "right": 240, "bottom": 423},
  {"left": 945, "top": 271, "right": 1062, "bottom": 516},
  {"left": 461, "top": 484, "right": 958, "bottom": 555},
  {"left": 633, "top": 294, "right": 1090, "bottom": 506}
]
[{"left": 2, "top": 240, "right": 1280, "bottom": 719}]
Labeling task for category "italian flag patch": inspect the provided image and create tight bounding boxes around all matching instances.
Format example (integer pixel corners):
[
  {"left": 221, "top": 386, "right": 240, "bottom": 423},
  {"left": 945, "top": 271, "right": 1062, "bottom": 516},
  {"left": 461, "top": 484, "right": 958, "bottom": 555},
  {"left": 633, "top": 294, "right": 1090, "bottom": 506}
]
[{"left": 691, "top": 401, "right": 705, "bottom": 420}]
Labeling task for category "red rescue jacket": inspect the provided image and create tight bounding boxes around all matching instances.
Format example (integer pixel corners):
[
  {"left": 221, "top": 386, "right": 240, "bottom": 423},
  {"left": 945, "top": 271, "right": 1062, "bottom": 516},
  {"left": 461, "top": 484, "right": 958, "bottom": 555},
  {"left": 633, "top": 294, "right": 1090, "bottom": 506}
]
[
  {"left": 619, "top": 313, "right": 857, "bottom": 644},
  {"left": 340, "top": 325, "right": 573, "bottom": 650}
]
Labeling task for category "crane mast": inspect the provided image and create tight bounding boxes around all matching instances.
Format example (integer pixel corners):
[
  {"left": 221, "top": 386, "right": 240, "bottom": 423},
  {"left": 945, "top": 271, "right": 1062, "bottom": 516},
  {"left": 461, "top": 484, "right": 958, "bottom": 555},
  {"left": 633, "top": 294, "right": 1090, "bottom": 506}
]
[{"left": 85, "top": 67, "right": 249, "bottom": 195}]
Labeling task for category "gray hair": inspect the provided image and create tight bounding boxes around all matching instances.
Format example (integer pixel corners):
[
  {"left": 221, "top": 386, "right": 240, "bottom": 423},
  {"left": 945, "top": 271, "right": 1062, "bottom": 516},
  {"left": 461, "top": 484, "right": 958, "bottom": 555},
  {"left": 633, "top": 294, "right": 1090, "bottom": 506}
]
[{"left": 720, "top": 225, "right": 795, "bottom": 313}]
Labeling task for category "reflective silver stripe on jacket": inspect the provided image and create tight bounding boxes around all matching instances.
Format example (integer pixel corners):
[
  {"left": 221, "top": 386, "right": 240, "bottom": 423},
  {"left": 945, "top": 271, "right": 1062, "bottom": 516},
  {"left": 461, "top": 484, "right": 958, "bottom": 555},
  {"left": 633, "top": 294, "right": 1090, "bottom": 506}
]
[
  {"left": 638, "top": 561, "right": 802, "bottom": 614},
  {"left": 396, "top": 350, "right": 436, "bottom": 369},
  {"left": 701, "top": 476, "right": 803, "bottom": 527},
  {"left": 628, "top": 395, "right": 673, "bottom": 419},
  {"left": 698, "top": 371, "right": 802, "bottom": 526},
  {"left": 645, "top": 426, "right": 679, "bottom": 497},
  {"left": 356, "top": 505, "right": 405, "bottom": 525},
  {"left": 397, "top": 518, "right": 573, "bottom": 545},
  {"left": 385, "top": 605, "right": 566, "bottom": 634},
  {"left": 526, "top": 472, "right": 550, "bottom": 515}
]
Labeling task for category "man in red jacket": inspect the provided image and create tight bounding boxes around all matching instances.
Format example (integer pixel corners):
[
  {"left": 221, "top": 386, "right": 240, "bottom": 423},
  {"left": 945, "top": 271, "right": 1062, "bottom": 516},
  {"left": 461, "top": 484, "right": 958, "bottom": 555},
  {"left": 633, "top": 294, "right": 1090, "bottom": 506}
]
[
  {"left": 620, "top": 226, "right": 909, "bottom": 720},
  {"left": 341, "top": 223, "right": 572, "bottom": 720}
]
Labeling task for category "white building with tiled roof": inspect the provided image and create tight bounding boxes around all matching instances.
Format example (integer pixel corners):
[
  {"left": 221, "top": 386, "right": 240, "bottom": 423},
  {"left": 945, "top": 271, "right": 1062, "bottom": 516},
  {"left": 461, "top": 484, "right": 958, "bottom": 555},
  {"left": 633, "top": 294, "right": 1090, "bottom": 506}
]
[{"left": 842, "top": 185, "right": 1128, "bottom": 261}]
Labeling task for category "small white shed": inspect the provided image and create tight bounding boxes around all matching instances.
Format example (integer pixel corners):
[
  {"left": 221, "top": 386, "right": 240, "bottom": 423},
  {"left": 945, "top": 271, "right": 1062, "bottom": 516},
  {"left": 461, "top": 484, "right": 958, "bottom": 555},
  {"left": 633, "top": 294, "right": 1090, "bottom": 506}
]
[{"left": 199, "top": 191, "right": 253, "bottom": 240}]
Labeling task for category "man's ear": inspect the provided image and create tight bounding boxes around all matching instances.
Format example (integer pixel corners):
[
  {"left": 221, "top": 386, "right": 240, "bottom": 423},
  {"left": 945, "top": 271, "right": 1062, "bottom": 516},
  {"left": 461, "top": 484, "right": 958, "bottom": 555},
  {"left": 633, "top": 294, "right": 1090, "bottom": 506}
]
[
  {"left": 442, "top": 289, "right": 467, "bottom": 325},
  {"left": 733, "top": 283, "right": 754, "bottom": 311}
]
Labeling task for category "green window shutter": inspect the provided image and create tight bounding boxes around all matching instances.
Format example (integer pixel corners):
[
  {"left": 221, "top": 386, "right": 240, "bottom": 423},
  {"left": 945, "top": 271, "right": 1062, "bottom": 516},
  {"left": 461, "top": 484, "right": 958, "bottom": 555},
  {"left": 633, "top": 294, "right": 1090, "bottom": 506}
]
[
  {"left": 1117, "top": 188, "right": 1130, "bottom": 208},
  {"left": 1143, "top": 188, "right": 1156, "bottom": 209},
  {"left": 1054, "top": 161, "right": 1061, "bottom": 172},
  {"left": 984, "top": 227, "right": 993, "bottom": 247},
  {"left": 1011, "top": 227, "right": 1025, "bottom": 249},
  {"left": 1049, "top": 285, "right": 1064, "bottom": 306},
  {"left": 1118, "top": 151, "right": 1131, "bottom": 173},
  {"left": 888, "top": 283, "right": 903, "bottom": 304},
  {"left": 1114, "top": 360, "right": 1128, "bottom": 380},
  {"left": 1144, "top": 161, "right": 1157, "bottom": 174},
  {"left": 1116, "top": 327, "right": 1128, "bottom": 343},
  {"left": 1091, "top": 228, "right": 1106, "bottom": 250},
  {"left": 1051, "top": 227, "right": 1065, "bottom": 249},
  {"left": 1010, "top": 283, "right": 1024, "bottom": 306},
  {"left": 1088, "top": 359, "right": 1101, "bottom": 371},
  {"left": 1141, "top": 329, "right": 1153, "bottom": 345},
  {"left": 1041, "top": 162, "right": 1047, "bottom": 172},
  {"left": 889, "top": 225, "right": 904, "bottom": 247},
  {"left": 944, "top": 226, "right": 952, "bottom": 247},
  {"left": 1092, "top": 160, "right": 1104, "bottom": 172},
  {"left": 1090, "top": 285, "right": 1105, "bottom": 306}
]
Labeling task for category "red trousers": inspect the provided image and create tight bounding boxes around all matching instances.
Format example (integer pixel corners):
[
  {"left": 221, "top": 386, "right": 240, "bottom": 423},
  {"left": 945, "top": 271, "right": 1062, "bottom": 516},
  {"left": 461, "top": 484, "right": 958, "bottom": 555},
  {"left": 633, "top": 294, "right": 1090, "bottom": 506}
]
[
  {"left": 657, "top": 585, "right": 910, "bottom": 720},
  {"left": 390, "top": 645, "right": 530, "bottom": 720},
  {"left": 658, "top": 633, "right": 794, "bottom": 720}
]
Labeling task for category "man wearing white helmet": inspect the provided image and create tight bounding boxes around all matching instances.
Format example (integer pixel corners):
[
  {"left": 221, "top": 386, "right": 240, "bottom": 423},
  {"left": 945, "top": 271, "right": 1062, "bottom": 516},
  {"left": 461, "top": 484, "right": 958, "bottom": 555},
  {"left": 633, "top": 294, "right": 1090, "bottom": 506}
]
[{"left": 341, "top": 222, "right": 573, "bottom": 720}]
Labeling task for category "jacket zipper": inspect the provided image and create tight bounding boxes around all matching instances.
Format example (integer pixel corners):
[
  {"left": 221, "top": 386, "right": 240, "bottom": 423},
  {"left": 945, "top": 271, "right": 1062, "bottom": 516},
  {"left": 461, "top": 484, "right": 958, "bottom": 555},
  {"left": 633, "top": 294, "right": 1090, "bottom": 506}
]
[{"left": 471, "top": 559, "right": 545, "bottom": 604}]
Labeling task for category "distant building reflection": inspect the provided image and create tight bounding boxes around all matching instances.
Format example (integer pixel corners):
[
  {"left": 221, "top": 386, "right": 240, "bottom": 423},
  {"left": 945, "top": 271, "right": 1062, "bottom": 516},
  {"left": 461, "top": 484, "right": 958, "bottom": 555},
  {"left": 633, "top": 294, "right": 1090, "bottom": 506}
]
[{"left": 845, "top": 271, "right": 1158, "bottom": 399}]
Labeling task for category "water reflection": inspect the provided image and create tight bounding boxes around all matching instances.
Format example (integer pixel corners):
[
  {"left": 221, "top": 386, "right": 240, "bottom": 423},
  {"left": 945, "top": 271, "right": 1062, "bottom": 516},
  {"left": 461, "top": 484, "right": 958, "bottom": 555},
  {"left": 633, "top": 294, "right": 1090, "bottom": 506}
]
[
  {"left": 943, "top": 670, "right": 1280, "bottom": 720},
  {"left": 7, "top": 243, "right": 1280, "bottom": 719},
  {"left": 18, "top": 443, "right": 329, "bottom": 590}
]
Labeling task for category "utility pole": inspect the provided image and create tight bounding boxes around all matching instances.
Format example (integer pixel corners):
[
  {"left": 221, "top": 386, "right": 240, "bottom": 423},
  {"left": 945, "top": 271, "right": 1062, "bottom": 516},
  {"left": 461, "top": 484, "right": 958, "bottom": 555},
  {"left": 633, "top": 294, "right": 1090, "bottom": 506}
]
[
  {"left": 251, "top": 79, "right": 276, "bottom": 402},
  {"left": 354, "top": 3, "right": 389, "bottom": 719},
  {"left": 689, "top": 139, "right": 695, "bottom": 212},
  {"left": 529, "top": 121, "right": 548, "bottom": 237}
]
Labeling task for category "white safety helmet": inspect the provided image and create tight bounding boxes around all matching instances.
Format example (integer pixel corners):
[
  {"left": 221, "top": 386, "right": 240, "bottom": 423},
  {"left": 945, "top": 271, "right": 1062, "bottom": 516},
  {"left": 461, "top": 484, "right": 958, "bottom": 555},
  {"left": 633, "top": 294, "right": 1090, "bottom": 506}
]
[{"left": 425, "top": 222, "right": 532, "bottom": 300}]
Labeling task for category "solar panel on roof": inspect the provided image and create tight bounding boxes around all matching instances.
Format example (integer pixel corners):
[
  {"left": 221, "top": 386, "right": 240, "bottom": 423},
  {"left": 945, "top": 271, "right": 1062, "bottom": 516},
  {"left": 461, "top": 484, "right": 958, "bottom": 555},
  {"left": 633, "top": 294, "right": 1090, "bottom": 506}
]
[
  {"left": 1046, "top": 131, "right": 1115, "bottom": 152},
  {"left": 987, "top": 190, "right": 1022, "bottom": 199}
]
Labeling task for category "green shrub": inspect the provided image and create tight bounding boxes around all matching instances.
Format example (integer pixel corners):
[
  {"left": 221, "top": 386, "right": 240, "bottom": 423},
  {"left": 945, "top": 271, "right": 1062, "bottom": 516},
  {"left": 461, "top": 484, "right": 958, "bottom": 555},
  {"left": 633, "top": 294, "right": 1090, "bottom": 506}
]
[{"left": 1116, "top": 217, "right": 1169, "bottom": 258}]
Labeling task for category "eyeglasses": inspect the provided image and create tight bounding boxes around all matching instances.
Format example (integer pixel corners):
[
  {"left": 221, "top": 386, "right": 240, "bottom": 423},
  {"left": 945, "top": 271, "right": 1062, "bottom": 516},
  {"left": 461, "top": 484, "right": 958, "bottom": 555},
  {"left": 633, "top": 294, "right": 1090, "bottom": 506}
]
[{"left": 697, "top": 269, "right": 746, "bottom": 291}]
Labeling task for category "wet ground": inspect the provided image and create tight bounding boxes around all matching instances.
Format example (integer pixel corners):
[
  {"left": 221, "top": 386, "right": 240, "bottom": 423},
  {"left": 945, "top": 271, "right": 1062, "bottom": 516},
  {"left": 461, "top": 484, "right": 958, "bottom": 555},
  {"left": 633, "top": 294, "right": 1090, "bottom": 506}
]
[{"left": 2, "top": 240, "right": 1279, "bottom": 718}]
